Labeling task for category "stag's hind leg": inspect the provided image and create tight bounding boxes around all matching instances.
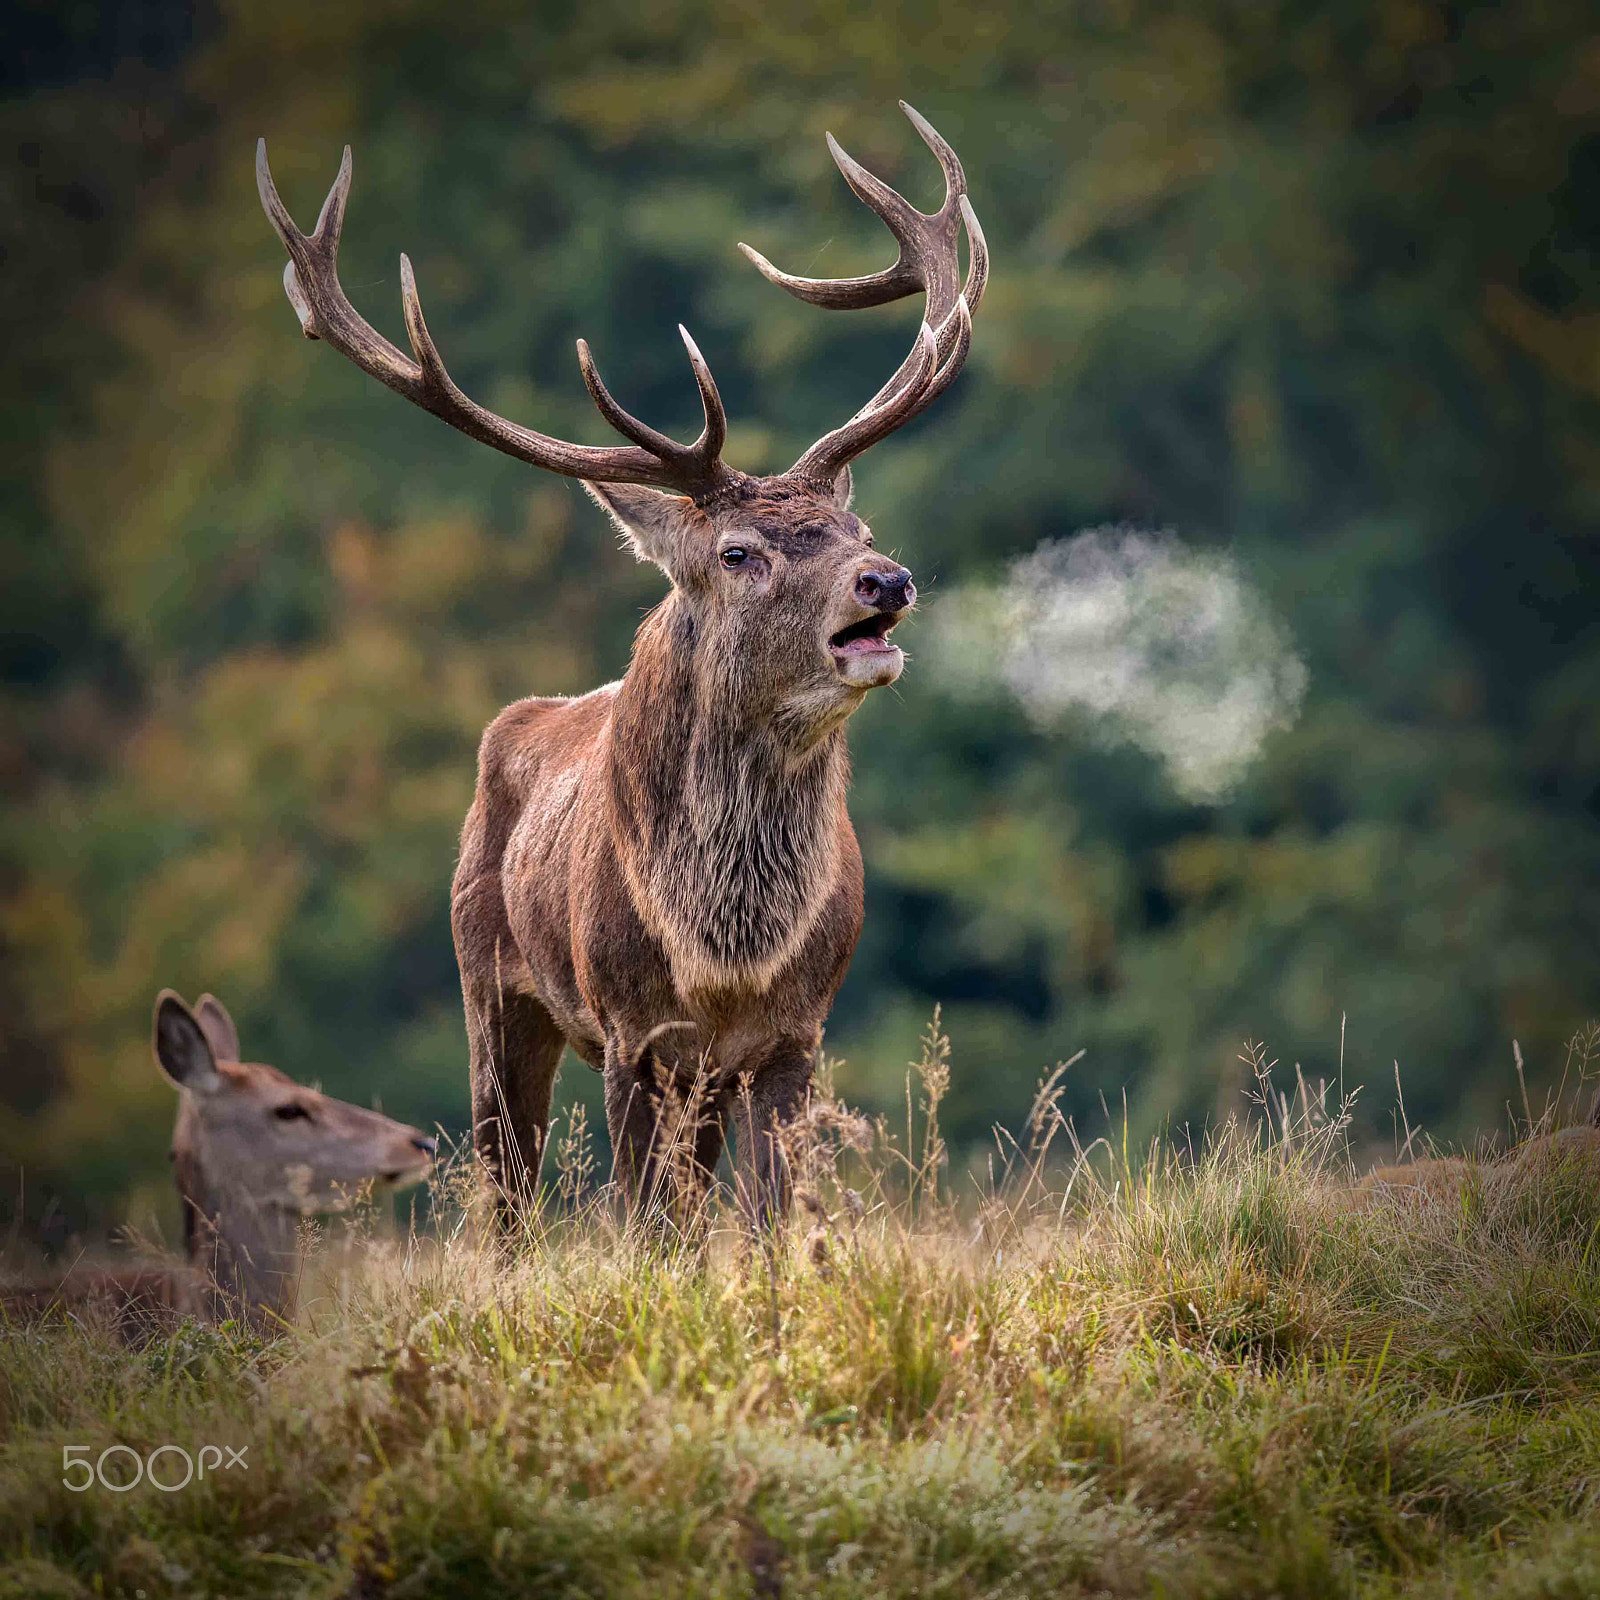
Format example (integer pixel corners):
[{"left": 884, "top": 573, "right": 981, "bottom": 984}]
[
  {"left": 453, "top": 786, "right": 568, "bottom": 1231},
  {"left": 463, "top": 975, "right": 564, "bottom": 1230}
]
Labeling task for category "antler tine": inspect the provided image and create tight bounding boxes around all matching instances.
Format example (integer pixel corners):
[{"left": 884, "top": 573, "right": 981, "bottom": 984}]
[
  {"left": 792, "top": 297, "right": 972, "bottom": 484},
  {"left": 893, "top": 295, "right": 973, "bottom": 431},
  {"left": 312, "top": 144, "right": 352, "bottom": 246},
  {"left": 738, "top": 105, "right": 983, "bottom": 318},
  {"left": 398, "top": 252, "right": 468, "bottom": 396},
  {"left": 735, "top": 132, "right": 928, "bottom": 313},
  {"left": 823, "top": 132, "right": 928, "bottom": 260},
  {"left": 898, "top": 99, "right": 965, "bottom": 208},
  {"left": 955, "top": 197, "right": 988, "bottom": 336},
  {"left": 789, "top": 320, "right": 939, "bottom": 484},
  {"left": 259, "top": 145, "right": 354, "bottom": 343},
  {"left": 749, "top": 105, "right": 986, "bottom": 486},
  {"left": 257, "top": 139, "right": 736, "bottom": 497},
  {"left": 676, "top": 325, "right": 729, "bottom": 466},
  {"left": 736, "top": 239, "right": 918, "bottom": 312},
  {"left": 576, "top": 325, "right": 727, "bottom": 475}
]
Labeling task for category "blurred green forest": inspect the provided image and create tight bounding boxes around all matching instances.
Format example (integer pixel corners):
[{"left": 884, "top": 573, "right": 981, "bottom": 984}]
[{"left": 5, "top": 0, "right": 1600, "bottom": 1234}]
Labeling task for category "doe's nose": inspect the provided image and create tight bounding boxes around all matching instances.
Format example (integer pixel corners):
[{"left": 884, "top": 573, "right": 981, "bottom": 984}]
[
  {"left": 855, "top": 566, "right": 916, "bottom": 612},
  {"left": 412, "top": 1135, "right": 438, "bottom": 1157}
]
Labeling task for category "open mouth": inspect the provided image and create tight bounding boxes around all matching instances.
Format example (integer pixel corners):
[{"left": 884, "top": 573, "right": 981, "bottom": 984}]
[
  {"left": 828, "top": 612, "right": 901, "bottom": 659},
  {"left": 382, "top": 1160, "right": 433, "bottom": 1188}
]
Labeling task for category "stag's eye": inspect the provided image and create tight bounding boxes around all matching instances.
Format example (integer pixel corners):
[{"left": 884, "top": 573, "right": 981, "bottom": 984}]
[
  {"left": 720, "top": 547, "right": 748, "bottom": 568},
  {"left": 274, "top": 1103, "right": 311, "bottom": 1122}
]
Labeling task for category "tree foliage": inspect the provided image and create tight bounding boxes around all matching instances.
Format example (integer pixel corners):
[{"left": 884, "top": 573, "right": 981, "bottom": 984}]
[{"left": 5, "top": 0, "right": 1600, "bottom": 1222}]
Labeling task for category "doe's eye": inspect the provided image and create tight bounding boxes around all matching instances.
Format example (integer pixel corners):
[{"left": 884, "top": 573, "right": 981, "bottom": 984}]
[
  {"left": 274, "top": 1103, "right": 311, "bottom": 1122},
  {"left": 720, "top": 547, "right": 747, "bottom": 569}
]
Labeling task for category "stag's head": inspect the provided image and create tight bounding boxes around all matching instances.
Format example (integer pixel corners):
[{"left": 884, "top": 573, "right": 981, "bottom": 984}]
[
  {"left": 586, "top": 475, "right": 914, "bottom": 736},
  {"left": 154, "top": 991, "right": 436, "bottom": 1215},
  {"left": 257, "top": 104, "right": 986, "bottom": 732}
]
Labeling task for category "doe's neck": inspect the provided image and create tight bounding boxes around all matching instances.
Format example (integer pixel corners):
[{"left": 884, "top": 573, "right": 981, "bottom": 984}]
[{"left": 174, "top": 1137, "right": 301, "bottom": 1329}]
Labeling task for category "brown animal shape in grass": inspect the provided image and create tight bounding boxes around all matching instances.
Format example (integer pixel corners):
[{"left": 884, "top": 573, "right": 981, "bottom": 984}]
[
  {"left": 258, "top": 104, "right": 987, "bottom": 1231},
  {"left": 1350, "top": 1098, "right": 1600, "bottom": 1209},
  {"left": 1, "top": 991, "right": 435, "bottom": 1334}
]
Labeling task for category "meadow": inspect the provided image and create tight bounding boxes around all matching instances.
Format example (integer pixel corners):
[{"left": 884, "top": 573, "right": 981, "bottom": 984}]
[{"left": 4, "top": 1028, "right": 1600, "bottom": 1599}]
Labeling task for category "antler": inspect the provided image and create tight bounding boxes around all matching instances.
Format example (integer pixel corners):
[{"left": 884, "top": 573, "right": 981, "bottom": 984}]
[
  {"left": 739, "top": 102, "right": 988, "bottom": 489},
  {"left": 256, "top": 141, "right": 736, "bottom": 500}
]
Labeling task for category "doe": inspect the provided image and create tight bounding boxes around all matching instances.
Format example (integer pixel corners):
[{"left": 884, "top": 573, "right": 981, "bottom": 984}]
[{"left": 2, "top": 991, "right": 435, "bottom": 1333}]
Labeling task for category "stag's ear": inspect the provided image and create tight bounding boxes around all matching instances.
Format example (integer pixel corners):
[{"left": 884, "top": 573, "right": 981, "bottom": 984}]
[
  {"left": 583, "top": 481, "right": 709, "bottom": 577},
  {"left": 831, "top": 465, "right": 854, "bottom": 512},
  {"left": 193, "top": 994, "right": 241, "bottom": 1062},
  {"left": 153, "top": 991, "right": 224, "bottom": 1094}
]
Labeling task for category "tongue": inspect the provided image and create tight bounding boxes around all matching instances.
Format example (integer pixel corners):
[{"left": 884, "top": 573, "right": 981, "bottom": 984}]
[{"left": 833, "top": 631, "right": 894, "bottom": 656}]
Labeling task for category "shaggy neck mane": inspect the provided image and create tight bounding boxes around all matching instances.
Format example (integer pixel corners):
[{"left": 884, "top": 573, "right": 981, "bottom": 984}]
[{"left": 608, "top": 596, "right": 849, "bottom": 986}]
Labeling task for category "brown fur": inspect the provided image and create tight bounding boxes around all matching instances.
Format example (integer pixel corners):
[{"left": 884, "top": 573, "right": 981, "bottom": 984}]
[
  {"left": 1, "top": 991, "right": 434, "bottom": 1334},
  {"left": 0, "top": 1268, "right": 201, "bottom": 1342},
  {"left": 1350, "top": 1156, "right": 1474, "bottom": 1207},
  {"left": 1347, "top": 1103, "right": 1600, "bottom": 1210},
  {"left": 453, "top": 476, "right": 916, "bottom": 1229}
]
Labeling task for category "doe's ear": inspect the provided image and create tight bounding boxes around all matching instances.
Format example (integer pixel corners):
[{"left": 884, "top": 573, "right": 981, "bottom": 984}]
[
  {"left": 153, "top": 991, "right": 224, "bottom": 1094},
  {"left": 193, "top": 994, "right": 241, "bottom": 1063},
  {"left": 831, "top": 464, "right": 854, "bottom": 512},
  {"left": 582, "top": 481, "right": 708, "bottom": 576}
]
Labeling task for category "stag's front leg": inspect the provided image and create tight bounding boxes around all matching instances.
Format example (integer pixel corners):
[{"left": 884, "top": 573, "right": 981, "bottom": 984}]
[
  {"left": 730, "top": 1038, "right": 816, "bottom": 1236},
  {"left": 604, "top": 1037, "right": 669, "bottom": 1219},
  {"left": 604, "top": 1038, "right": 729, "bottom": 1234}
]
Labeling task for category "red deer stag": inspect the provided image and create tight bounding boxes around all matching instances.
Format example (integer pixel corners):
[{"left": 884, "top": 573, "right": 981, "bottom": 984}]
[
  {"left": 257, "top": 104, "right": 986, "bottom": 1230},
  {"left": 2, "top": 992, "right": 436, "bottom": 1333}
]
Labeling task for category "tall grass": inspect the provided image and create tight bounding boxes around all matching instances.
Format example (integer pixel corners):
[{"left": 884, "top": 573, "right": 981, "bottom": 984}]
[{"left": 3, "top": 1027, "right": 1599, "bottom": 1598}]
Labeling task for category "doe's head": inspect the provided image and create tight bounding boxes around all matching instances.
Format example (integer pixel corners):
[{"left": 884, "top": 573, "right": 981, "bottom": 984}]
[{"left": 153, "top": 990, "right": 436, "bottom": 1215}]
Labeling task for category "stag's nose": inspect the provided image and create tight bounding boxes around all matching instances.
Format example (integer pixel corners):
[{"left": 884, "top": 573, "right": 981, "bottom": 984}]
[
  {"left": 411, "top": 1135, "right": 438, "bottom": 1157},
  {"left": 855, "top": 565, "right": 916, "bottom": 612}
]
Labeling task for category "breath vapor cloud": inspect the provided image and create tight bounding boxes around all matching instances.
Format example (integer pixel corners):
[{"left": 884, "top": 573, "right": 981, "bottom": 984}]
[{"left": 932, "top": 528, "right": 1307, "bottom": 801}]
